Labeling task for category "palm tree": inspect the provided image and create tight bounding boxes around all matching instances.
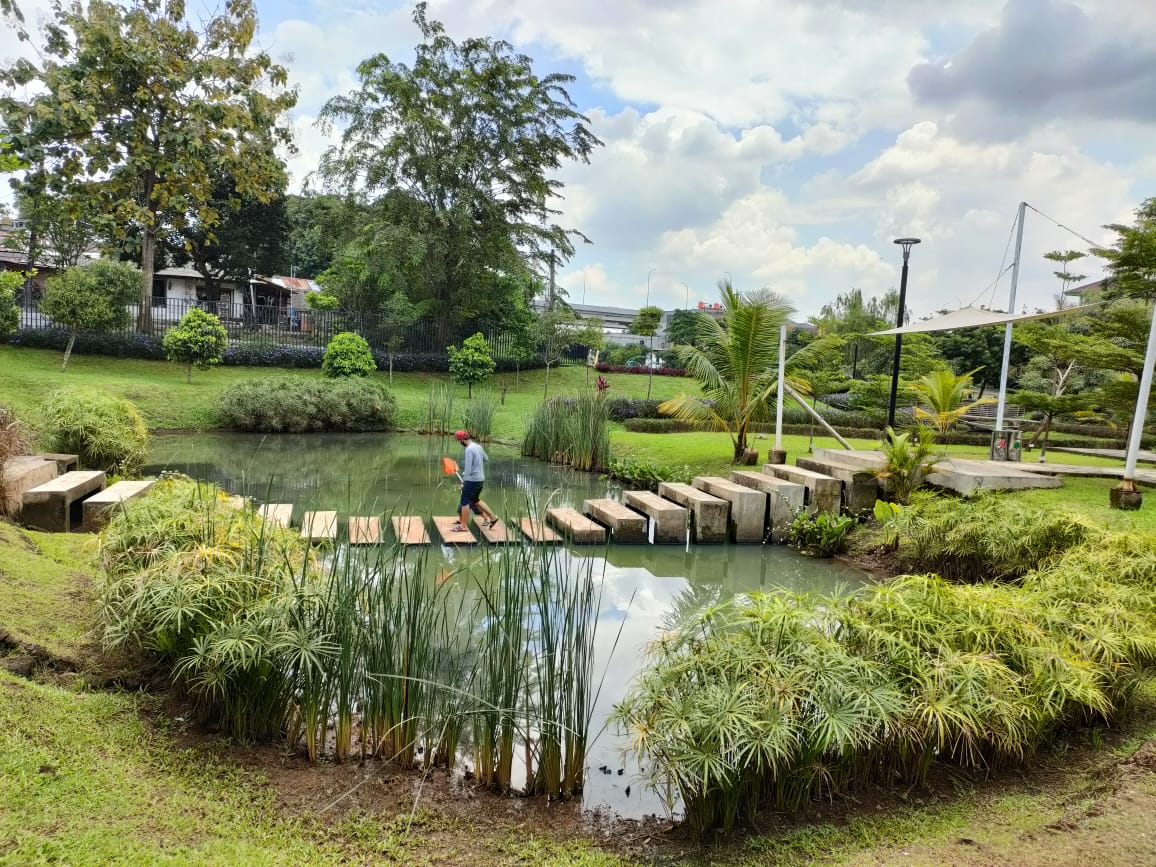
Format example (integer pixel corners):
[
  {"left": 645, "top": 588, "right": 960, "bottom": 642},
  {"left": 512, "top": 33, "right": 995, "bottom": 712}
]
[
  {"left": 912, "top": 368, "right": 994, "bottom": 435},
  {"left": 659, "top": 279, "right": 793, "bottom": 462}
]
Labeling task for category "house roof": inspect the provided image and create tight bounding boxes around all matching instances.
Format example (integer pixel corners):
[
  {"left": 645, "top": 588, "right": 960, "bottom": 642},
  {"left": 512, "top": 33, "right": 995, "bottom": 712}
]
[
  {"left": 1064, "top": 277, "right": 1111, "bottom": 296},
  {"left": 155, "top": 266, "right": 207, "bottom": 279},
  {"left": 259, "top": 275, "right": 321, "bottom": 293}
]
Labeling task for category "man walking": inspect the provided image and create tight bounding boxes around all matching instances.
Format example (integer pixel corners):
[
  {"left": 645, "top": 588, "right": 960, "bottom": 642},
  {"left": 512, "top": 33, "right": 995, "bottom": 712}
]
[{"left": 452, "top": 429, "right": 498, "bottom": 531}]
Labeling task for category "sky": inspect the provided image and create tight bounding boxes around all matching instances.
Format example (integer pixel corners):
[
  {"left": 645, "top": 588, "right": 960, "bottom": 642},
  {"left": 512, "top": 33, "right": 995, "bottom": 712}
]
[{"left": 4, "top": 0, "right": 1156, "bottom": 318}]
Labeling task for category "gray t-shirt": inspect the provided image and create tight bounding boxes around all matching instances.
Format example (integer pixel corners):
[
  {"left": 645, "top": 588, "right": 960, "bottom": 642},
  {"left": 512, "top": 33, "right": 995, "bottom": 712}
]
[{"left": 461, "top": 441, "right": 486, "bottom": 482}]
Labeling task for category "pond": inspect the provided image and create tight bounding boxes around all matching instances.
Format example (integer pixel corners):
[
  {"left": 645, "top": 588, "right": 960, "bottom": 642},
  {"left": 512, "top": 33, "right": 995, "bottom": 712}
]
[{"left": 145, "top": 432, "right": 867, "bottom": 819}]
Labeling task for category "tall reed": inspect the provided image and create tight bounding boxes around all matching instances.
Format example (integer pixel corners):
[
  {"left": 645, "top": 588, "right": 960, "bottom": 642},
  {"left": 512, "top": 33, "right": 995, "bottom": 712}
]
[
  {"left": 425, "top": 382, "right": 456, "bottom": 434},
  {"left": 462, "top": 391, "right": 498, "bottom": 442},
  {"left": 522, "top": 395, "right": 609, "bottom": 472}
]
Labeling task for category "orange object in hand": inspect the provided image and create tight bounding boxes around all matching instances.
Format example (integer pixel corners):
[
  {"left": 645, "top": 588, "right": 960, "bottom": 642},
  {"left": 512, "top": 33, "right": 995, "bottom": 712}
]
[{"left": 442, "top": 456, "right": 461, "bottom": 477}]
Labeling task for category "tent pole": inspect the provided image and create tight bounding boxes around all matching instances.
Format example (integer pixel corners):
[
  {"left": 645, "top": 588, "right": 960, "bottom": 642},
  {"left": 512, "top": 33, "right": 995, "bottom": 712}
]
[
  {"left": 995, "top": 201, "right": 1027, "bottom": 430},
  {"left": 775, "top": 323, "right": 786, "bottom": 451}
]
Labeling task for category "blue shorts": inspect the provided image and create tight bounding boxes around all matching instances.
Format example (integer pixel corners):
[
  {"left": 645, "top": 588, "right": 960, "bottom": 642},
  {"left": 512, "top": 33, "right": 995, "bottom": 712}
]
[{"left": 459, "top": 480, "right": 484, "bottom": 513}]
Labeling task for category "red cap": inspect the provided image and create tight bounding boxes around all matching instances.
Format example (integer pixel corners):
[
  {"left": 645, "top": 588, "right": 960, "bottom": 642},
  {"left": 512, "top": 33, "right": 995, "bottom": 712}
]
[{"left": 454, "top": 430, "right": 470, "bottom": 441}]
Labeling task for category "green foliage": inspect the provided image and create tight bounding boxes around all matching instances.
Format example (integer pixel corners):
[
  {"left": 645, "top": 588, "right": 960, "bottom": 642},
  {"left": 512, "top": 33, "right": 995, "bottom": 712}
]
[
  {"left": 462, "top": 390, "right": 498, "bottom": 442},
  {"left": 304, "top": 292, "right": 339, "bottom": 311},
  {"left": 786, "top": 509, "right": 854, "bottom": 556},
  {"left": 447, "top": 332, "right": 496, "bottom": 396},
  {"left": 912, "top": 368, "right": 992, "bottom": 435},
  {"left": 39, "top": 388, "right": 149, "bottom": 473},
  {"left": 522, "top": 395, "right": 610, "bottom": 472},
  {"left": 163, "top": 308, "right": 228, "bottom": 383},
  {"left": 216, "top": 377, "right": 396, "bottom": 432},
  {"left": 424, "top": 381, "right": 456, "bottom": 434},
  {"left": 0, "top": 403, "right": 32, "bottom": 516},
  {"left": 628, "top": 305, "right": 663, "bottom": 337},
  {"left": 660, "top": 280, "right": 793, "bottom": 461},
  {"left": 875, "top": 425, "right": 938, "bottom": 505},
  {"left": 0, "top": 269, "right": 20, "bottom": 338},
  {"left": 1095, "top": 197, "right": 1156, "bottom": 301},
  {"left": 873, "top": 499, "right": 905, "bottom": 552},
  {"left": 40, "top": 260, "right": 139, "bottom": 369},
  {"left": 1, "top": 0, "right": 296, "bottom": 330},
  {"left": 322, "top": 331, "right": 376, "bottom": 378},
  {"left": 616, "top": 513, "right": 1156, "bottom": 833},
  {"left": 317, "top": 3, "right": 600, "bottom": 340},
  {"left": 602, "top": 456, "right": 693, "bottom": 491},
  {"left": 664, "top": 308, "right": 704, "bottom": 348}
]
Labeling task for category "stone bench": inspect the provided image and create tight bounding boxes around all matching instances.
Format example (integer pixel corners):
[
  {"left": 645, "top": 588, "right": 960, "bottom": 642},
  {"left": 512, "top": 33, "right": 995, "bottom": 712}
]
[
  {"left": 21, "top": 470, "right": 107, "bottom": 532},
  {"left": 692, "top": 476, "right": 767, "bottom": 543},
  {"left": 729, "top": 471, "right": 805, "bottom": 543},
  {"left": 795, "top": 456, "right": 879, "bottom": 515},
  {"left": 546, "top": 507, "right": 606, "bottom": 544},
  {"left": 657, "top": 482, "right": 728, "bottom": 543},
  {"left": 763, "top": 464, "right": 842, "bottom": 515},
  {"left": 81, "top": 480, "right": 157, "bottom": 532},
  {"left": 583, "top": 498, "right": 647, "bottom": 543},
  {"left": 623, "top": 490, "right": 687, "bottom": 544}
]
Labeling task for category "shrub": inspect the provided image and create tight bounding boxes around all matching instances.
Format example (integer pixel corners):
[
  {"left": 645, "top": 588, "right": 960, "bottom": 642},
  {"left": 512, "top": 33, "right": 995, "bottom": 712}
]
[
  {"left": 39, "top": 388, "right": 150, "bottom": 474},
  {"left": 40, "top": 260, "right": 140, "bottom": 369},
  {"left": 594, "top": 363, "right": 687, "bottom": 377},
  {"left": 874, "top": 425, "right": 938, "bottom": 505},
  {"left": 786, "top": 509, "right": 854, "bottom": 556},
  {"left": 163, "top": 308, "right": 228, "bottom": 382},
  {"left": 0, "top": 404, "right": 32, "bottom": 516},
  {"left": 0, "top": 271, "right": 21, "bottom": 338},
  {"left": 606, "top": 397, "right": 665, "bottom": 422},
  {"left": 447, "top": 332, "right": 496, "bottom": 397},
  {"left": 216, "top": 376, "right": 397, "bottom": 432},
  {"left": 522, "top": 395, "right": 610, "bottom": 472},
  {"left": 9, "top": 328, "right": 167, "bottom": 358},
  {"left": 322, "top": 331, "right": 376, "bottom": 378},
  {"left": 623, "top": 418, "right": 700, "bottom": 433},
  {"left": 462, "top": 390, "right": 498, "bottom": 442},
  {"left": 602, "top": 457, "right": 693, "bottom": 491},
  {"left": 304, "top": 292, "right": 339, "bottom": 311}
]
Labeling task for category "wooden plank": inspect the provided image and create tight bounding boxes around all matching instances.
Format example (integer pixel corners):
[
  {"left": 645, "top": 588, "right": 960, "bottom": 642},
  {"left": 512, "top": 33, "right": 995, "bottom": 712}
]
[
  {"left": 349, "top": 516, "right": 382, "bottom": 545},
  {"left": 392, "top": 515, "right": 431, "bottom": 545},
  {"left": 545, "top": 507, "right": 606, "bottom": 544},
  {"left": 258, "top": 503, "right": 293, "bottom": 528},
  {"left": 433, "top": 515, "right": 478, "bottom": 545},
  {"left": 300, "top": 510, "right": 337, "bottom": 542},
  {"left": 519, "top": 517, "right": 561, "bottom": 544},
  {"left": 477, "top": 517, "right": 511, "bottom": 544}
]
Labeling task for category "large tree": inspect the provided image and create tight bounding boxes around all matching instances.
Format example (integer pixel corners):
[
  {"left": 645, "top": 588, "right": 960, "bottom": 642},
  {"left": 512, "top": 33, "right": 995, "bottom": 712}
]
[
  {"left": 1, "top": 0, "right": 296, "bottom": 331},
  {"left": 317, "top": 3, "right": 600, "bottom": 343}
]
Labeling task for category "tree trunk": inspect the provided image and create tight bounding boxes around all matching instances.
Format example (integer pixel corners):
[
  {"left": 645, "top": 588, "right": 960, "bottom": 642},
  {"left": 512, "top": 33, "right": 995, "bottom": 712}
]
[
  {"left": 61, "top": 331, "right": 76, "bottom": 371},
  {"left": 733, "top": 424, "right": 747, "bottom": 463},
  {"left": 1038, "top": 413, "right": 1054, "bottom": 460},
  {"left": 137, "top": 226, "right": 156, "bottom": 332}
]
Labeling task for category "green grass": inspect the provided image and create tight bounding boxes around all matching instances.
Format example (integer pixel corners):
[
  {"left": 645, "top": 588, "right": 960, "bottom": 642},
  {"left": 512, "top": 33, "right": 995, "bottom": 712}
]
[
  {"left": 1016, "top": 476, "right": 1156, "bottom": 535},
  {"left": 0, "top": 522, "right": 98, "bottom": 662}
]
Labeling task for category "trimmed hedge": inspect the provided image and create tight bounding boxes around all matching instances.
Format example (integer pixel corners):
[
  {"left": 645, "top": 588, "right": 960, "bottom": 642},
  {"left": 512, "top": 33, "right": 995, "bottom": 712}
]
[
  {"left": 606, "top": 398, "right": 667, "bottom": 422},
  {"left": 216, "top": 377, "right": 397, "bottom": 432},
  {"left": 595, "top": 363, "right": 687, "bottom": 377},
  {"left": 10, "top": 328, "right": 166, "bottom": 359}
]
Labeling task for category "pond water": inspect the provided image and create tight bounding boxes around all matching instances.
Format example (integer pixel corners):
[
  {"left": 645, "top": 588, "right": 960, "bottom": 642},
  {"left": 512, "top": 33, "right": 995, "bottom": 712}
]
[{"left": 145, "top": 432, "right": 867, "bottom": 819}]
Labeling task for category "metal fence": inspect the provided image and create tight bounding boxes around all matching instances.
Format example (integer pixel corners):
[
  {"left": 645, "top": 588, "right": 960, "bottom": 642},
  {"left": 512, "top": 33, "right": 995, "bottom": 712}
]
[{"left": 18, "top": 299, "right": 528, "bottom": 360}]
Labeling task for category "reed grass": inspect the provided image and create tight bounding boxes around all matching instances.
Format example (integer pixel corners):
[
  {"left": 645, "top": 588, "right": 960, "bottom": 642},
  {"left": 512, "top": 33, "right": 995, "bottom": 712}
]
[
  {"left": 425, "top": 382, "right": 456, "bottom": 434},
  {"left": 522, "top": 395, "right": 609, "bottom": 472},
  {"left": 462, "top": 391, "right": 498, "bottom": 442}
]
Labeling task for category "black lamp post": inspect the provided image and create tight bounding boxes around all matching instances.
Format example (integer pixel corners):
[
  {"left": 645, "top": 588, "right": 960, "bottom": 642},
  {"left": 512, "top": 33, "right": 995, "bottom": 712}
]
[{"left": 887, "top": 237, "right": 921, "bottom": 429}]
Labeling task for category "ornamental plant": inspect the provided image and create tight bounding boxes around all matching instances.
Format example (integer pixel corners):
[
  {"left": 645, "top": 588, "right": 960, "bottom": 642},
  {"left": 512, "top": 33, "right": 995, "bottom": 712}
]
[
  {"left": 0, "top": 271, "right": 21, "bottom": 339},
  {"left": 163, "top": 308, "right": 228, "bottom": 383},
  {"left": 40, "top": 260, "right": 140, "bottom": 370},
  {"left": 447, "top": 332, "right": 495, "bottom": 397},
  {"left": 322, "top": 331, "right": 376, "bottom": 378}
]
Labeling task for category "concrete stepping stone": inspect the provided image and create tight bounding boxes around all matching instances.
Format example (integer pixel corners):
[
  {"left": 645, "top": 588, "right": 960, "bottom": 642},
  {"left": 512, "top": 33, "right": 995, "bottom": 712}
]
[
  {"left": 583, "top": 498, "right": 647, "bottom": 543},
  {"left": 657, "top": 482, "right": 728, "bottom": 543},
  {"left": 21, "top": 470, "right": 107, "bottom": 532},
  {"left": 81, "top": 479, "right": 156, "bottom": 532},
  {"left": 623, "top": 490, "right": 687, "bottom": 544},
  {"left": 518, "top": 517, "right": 561, "bottom": 544},
  {"left": 811, "top": 448, "right": 887, "bottom": 471},
  {"left": 433, "top": 515, "right": 478, "bottom": 545},
  {"left": 349, "top": 516, "right": 382, "bottom": 545},
  {"left": 763, "top": 463, "right": 843, "bottom": 515},
  {"left": 301, "top": 510, "right": 337, "bottom": 542},
  {"left": 796, "top": 456, "right": 879, "bottom": 515},
  {"left": 925, "top": 459, "right": 1063, "bottom": 496},
  {"left": 546, "top": 507, "right": 607, "bottom": 545},
  {"left": 392, "top": 516, "right": 430, "bottom": 545},
  {"left": 729, "top": 471, "right": 804, "bottom": 543},
  {"left": 258, "top": 503, "right": 293, "bottom": 528},
  {"left": 477, "top": 517, "right": 512, "bottom": 544},
  {"left": 4, "top": 456, "right": 59, "bottom": 516},
  {"left": 692, "top": 476, "right": 768, "bottom": 543}
]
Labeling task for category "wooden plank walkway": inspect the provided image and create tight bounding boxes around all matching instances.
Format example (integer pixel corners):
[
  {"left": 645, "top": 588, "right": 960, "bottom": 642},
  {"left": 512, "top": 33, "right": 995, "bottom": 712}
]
[
  {"left": 300, "top": 510, "right": 337, "bottom": 542},
  {"left": 392, "top": 516, "right": 430, "bottom": 545},
  {"left": 433, "top": 515, "right": 478, "bottom": 545},
  {"left": 349, "top": 516, "right": 382, "bottom": 545},
  {"left": 477, "top": 517, "right": 512, "bottom": 544},
  {"left": 258, "top": 503, "right": 293, "bottom": 528},
  {"left": 519, "top": 517, "right": 561, "bottom": 544}
]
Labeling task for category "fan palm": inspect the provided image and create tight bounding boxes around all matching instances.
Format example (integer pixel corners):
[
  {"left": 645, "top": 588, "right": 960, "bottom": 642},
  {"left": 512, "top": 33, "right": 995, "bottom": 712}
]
[
  {"left": 659, "top": 280, "right": 793, "bottom": 462},
  {"left": 912, "top": 368, "right": 994, "bottom": 435}
]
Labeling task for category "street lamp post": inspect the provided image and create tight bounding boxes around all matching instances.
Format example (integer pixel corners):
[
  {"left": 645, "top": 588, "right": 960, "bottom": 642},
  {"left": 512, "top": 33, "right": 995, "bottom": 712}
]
[
  {"left": 887, "top": 238, "right": 921, "bottom": 429},
  {"left": 680, "top": 281, "right": 689, "bottom": 310},
  {"left": 645, "top": 267, "right": 657, "bottom": 398}
]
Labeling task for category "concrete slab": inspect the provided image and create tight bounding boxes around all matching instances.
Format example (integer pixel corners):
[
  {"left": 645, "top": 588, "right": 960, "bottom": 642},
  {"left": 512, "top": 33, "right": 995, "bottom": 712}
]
[
  {"left": 1009, "top": 462, "right": 1156, "bottom": 486},
  {"left": 1049, "top": 446, "right": 1156, "bottom": 465},
  {"left": 546, "top": 507, "right": 607, "bottom": 545},
  {"left": 693, "top": 476, "right": 767, "bottom": 543},
  {"left": 658, "top": 482, "right": 729, "bottom": 543},
  {"left": 623, "top": 490, "right": 687, "bottom": 544},
  {"left": 924, "top": 459, "right": 1064, "bottom": 496},
  {"left": 763, "top": 464, "right": 842, "bottom": 515},
  {"left": 796, "top": 457, "right": 879, "bottom": 514},
  {"left": 477, "top": 517, "right": 512, "bottom": 544},
  {"left": 3, "top": 456, "right": 58, "bottom": 516},
  {"left": 225, "top": 495, "right": 250, "bottom": 511},
  {"left": 393, "top": 516, "right": 430, "bottom": 545},
  {"left": 21, "top": 470, "right": 106, "bottom": 532},
  {"left": 811, "top": 448, "right": 887, "bottom": 471},
  {"left": 583, "top": 498, "right": 647, "bottom": 543},
  {"left": 730, "top": 471, "right": 804, "bottom": 543},
  {"left": 258, "top": 503, "right": 293, "bottom": 528},
  {"left": 519, "top": 517, "right": 561, "bottom": 544},
  {"left": 301, "top": 511, "right": 337, "bottom": 542},
  {"left": 349, "top": 516, "right": 382, "bottom": 545},
  {"left": 81, "top": 480, "right": 156, "bottom": 531},
  {"left": 39, "top": 453, "right": 79, "bottom": 473},
  {"left": 433, "top": 515, "right": 478, "bottom": 545}
]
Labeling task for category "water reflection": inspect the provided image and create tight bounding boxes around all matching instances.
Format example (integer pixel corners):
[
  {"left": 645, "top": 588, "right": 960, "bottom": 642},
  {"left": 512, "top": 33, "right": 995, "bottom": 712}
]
[{"left": 146, "top": 432, "right": 866, "bottom": 818}]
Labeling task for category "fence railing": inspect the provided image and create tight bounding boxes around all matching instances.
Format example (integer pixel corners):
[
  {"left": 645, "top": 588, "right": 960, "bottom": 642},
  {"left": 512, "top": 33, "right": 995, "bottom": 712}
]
[{"left": 18, "top": 300, "right": 529, "bottom": 360}]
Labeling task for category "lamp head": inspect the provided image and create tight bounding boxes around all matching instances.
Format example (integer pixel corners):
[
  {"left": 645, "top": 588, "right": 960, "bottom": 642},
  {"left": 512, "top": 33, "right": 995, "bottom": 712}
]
[{"left": 893, "top": 237, "right": 921, "bottom": 261}]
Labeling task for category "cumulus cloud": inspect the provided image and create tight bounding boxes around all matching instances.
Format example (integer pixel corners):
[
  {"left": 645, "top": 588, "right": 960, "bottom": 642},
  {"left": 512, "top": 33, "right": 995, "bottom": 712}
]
[{"left": 908, "top": 0, "right": 1156, "bottom": 136}]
